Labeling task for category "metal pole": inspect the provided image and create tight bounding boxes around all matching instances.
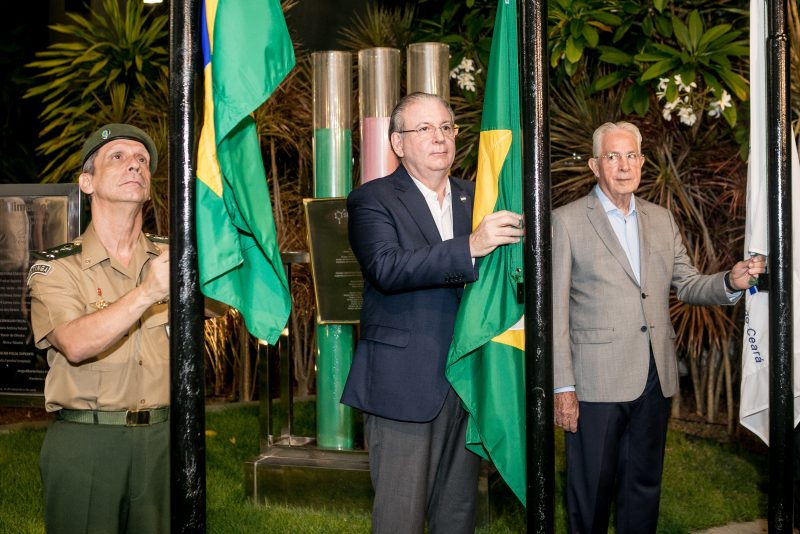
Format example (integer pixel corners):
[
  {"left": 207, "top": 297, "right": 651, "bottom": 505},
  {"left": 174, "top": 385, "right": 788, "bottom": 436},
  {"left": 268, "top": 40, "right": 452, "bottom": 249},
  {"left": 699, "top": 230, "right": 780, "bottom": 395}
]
[
  {"left": 169, "top": 0, "right": 205, "bottom": 532},
  {"left": 766, "top": 0, "right": 794, "bottom": 531},
  {"left": 519, "top": 0, "right": 554, "bottom": 531}
]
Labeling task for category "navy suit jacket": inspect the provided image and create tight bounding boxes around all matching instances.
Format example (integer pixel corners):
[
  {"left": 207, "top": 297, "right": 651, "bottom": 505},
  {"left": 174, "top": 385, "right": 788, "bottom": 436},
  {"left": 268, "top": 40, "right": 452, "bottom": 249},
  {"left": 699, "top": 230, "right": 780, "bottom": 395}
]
[{"left": 341, "top": 164, "right": 476, "bottom": 422}]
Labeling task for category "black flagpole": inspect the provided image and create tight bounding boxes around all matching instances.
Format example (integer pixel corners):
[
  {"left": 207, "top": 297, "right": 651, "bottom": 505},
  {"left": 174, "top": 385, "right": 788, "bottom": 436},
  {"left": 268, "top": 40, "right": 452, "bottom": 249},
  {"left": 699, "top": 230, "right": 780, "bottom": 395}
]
[
  {"left": 520, "top": 0, "right": 555, "bottom": 531},
  {"left": 169, "top": 0, "right": 206, "bottom": 532},
  {"left": 766, "top": 0, "right": 794, "bottom": 531}
]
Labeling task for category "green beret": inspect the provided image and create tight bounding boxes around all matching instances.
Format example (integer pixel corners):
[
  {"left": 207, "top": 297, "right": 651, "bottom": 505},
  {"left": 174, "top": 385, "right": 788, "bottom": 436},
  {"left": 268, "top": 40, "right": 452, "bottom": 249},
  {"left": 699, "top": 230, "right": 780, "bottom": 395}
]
[{"left": 81, "top": 123, "right": 158, "bottom": 174}]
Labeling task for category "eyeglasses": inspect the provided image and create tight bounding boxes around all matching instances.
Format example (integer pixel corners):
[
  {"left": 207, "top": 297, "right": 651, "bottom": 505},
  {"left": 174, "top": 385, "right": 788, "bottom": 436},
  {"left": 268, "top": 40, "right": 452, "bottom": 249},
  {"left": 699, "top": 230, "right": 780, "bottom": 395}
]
[
  {"left": 399, "top": 123, "right": 459, "bottom": 140},
  {"left": 598, "top": 152, "right": 644, "bottom": 164}
]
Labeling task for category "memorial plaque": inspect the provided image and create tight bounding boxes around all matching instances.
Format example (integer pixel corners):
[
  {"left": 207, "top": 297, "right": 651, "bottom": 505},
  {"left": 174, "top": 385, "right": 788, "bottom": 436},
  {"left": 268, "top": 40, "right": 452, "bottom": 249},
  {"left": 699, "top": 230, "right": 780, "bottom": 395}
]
[
  {"left": 303, "top": 198, "right": 362, "bottom": 323},
  {"left": 0, "top": 184, "right": 83, "bottom": 400}
]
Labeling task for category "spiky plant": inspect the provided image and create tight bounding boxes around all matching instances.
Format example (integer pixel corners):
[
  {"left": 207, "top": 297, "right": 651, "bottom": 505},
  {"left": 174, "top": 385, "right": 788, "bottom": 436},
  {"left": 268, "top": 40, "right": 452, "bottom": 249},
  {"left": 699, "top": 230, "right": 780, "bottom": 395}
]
[{"left": 24, "top": 0, "right": 168, "bottom": 184}]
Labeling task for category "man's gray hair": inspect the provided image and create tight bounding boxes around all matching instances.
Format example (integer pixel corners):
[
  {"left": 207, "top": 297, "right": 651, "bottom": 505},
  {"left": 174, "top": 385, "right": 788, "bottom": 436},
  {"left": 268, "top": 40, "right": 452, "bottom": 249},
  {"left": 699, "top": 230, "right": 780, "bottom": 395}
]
[
  {"left": 592, "top": 121, "right": 642, "bottom": 157},
  {"left": 82, "top": 152, "right": 97, "bottom": 175},
  {"left": 389, "top": 92, "right": 455, "bottom": 139}
]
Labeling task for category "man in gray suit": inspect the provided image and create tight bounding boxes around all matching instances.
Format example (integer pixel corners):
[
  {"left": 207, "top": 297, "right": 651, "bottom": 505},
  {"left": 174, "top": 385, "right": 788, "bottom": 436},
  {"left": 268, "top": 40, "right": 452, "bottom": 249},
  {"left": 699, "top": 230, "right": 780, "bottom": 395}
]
[{"left": 552, "top": 121, "right": 765, "bottom": 533}]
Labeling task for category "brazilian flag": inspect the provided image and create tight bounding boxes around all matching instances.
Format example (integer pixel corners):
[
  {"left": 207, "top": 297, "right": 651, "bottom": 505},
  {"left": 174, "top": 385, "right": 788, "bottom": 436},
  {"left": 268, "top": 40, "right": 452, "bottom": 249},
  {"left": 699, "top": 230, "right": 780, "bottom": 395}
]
[
  {"left": 446, "top": 0, "right": 526, "bottom": 505},
  {"left": 196, "top": 0, "right": 294, "bottom": 344}
]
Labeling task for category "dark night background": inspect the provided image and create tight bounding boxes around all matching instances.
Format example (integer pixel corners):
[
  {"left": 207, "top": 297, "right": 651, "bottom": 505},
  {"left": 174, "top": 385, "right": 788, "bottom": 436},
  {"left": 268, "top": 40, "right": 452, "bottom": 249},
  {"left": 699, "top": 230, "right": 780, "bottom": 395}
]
[{"left": 0, "top": 0, "right": 413, "bottom": 185}]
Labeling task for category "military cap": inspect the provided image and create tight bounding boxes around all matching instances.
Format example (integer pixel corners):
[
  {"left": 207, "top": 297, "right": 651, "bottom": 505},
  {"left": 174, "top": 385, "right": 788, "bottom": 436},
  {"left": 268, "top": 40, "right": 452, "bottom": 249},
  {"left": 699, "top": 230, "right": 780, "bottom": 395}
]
[{"left": 81, "top": 123, "right": 158, "bottom": 174}]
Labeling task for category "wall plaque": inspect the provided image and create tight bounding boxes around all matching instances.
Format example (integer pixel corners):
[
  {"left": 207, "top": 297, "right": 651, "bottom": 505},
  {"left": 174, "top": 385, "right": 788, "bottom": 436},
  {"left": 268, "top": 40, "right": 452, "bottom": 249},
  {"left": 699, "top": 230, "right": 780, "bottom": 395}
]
[
  {"left": 0, "top": 184, "right": 83, "bottom": 402},
  {"left": 303, "top": 198, "right": 362, "bottom": 323}
]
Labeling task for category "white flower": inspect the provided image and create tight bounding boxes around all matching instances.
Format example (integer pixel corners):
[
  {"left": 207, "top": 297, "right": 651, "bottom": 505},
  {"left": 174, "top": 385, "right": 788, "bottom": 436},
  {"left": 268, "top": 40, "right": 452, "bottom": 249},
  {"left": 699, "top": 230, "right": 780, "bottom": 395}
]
[
  {"left": 657, "top": 77, "right": 670, "bottom": 92},
  {"left": 708, "top": 89, "right": 732, "bottom": 118},
  {"left": 458, "top": 57, "right": 476, "bottom": 73},
  {"left": 456, "top": 71, "right": 477, "bottom": 92},
  {"left": 677, "top": 105, "right": 697, "bottom": 126},
  {"left": 673, "top": 73, "right": 697, "bottom": 93},
  {"left": 662, "top": 99, "right": 679, "bottom": 121}
]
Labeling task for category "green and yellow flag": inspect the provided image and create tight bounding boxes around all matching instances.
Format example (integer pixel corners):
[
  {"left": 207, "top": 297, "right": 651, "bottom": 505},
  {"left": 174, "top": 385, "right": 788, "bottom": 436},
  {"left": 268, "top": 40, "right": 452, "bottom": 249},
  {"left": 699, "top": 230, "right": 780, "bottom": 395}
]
[
  {"left": 446, "top": 0, "right": 526, "bottom": 505},
  {"left": 196, "top": 0, "right": 294, "bottom": 344}
]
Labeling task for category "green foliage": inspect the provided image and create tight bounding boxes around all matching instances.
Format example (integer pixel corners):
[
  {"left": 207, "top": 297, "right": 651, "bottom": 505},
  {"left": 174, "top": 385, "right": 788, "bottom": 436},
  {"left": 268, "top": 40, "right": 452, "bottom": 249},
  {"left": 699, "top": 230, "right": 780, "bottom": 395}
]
[
  {"left": 24, "top": 0, "right": 169, "bottom": 183},
  {"left": 548, "top": 0, "right": 622, "bottom": 80},
  {"left": 595, "top": 4, "right": 748, "bottom": 127}
]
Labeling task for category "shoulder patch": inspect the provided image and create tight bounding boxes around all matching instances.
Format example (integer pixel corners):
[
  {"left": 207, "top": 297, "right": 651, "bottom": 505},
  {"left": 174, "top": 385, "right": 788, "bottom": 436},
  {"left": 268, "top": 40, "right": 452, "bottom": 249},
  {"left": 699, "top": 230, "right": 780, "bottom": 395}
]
[
  {"left": 146, "top": 233, "right": 169, "bottom": 244},
  {"left": 30, "top": 242, "right": 82, "bottom": 261},
  {"left": 27, "top": 263, "right": 53, "bottom": 286}
]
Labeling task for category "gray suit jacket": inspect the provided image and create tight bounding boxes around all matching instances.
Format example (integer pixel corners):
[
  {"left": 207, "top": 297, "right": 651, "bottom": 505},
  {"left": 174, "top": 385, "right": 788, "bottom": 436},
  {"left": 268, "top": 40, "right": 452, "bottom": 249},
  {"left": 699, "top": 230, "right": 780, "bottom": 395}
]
[{"left": 552, "top": 192, "right": 735, "bottom": 402}]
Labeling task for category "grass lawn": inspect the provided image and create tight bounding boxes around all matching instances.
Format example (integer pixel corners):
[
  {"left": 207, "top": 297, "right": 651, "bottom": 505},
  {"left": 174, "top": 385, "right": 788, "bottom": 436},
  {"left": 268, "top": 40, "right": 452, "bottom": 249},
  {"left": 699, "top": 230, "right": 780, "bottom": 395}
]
[{"left": 0, "top": 403, "right": 768, "bottom": 533}]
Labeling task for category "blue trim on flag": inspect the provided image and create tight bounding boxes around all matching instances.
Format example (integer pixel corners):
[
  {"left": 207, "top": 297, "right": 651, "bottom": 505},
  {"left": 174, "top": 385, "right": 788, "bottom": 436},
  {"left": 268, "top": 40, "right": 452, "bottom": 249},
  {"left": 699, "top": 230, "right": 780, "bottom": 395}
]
[{"left": 201, "top": 0, "right": 211, "bottom": 67}]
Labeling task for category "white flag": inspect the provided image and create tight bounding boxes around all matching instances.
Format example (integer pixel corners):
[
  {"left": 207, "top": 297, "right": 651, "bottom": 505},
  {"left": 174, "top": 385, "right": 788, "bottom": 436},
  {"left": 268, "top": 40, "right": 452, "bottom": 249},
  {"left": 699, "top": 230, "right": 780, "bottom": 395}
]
[{"left": 739, "top": 0, "right": 800, "bottom": 444}]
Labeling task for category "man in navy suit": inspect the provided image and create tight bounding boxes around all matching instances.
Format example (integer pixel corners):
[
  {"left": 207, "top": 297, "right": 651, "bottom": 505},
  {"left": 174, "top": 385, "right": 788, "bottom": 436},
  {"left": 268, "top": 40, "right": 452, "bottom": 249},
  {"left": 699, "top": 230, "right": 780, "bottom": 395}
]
[{"left": 342, "top": 92, "right": 523, "bottom": 533}]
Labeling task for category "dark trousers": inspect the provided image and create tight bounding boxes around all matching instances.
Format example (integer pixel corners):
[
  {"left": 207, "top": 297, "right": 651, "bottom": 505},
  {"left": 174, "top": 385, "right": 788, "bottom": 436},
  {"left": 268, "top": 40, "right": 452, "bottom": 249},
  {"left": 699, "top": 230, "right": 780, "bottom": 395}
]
[
  {"left": 40, "top": 419, "right": 170, "bottom": 534},
  {"left": 365, "top": 387, "right": 481, "bottom": 534},
  {"left": 565, "top": 355, "right": 671, "bottom": 534}
]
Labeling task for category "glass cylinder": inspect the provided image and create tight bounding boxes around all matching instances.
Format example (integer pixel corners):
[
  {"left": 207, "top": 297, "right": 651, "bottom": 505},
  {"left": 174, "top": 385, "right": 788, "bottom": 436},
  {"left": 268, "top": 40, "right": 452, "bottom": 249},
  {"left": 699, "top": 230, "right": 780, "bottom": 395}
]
[
  {"left": 311, "top": 50, "right": 355, "bottom": 450},
  {"left": 358, "top": 47, "right": 400, "bottom": 183},
  {"left": 312, "top": 51, "right": 353, "bottom": 197},
  {"left": 312, "top": 51, "right": 352, "bottom": 130},
  {"left": 406, "top": 42, "right": 450, "bottom": 101}
]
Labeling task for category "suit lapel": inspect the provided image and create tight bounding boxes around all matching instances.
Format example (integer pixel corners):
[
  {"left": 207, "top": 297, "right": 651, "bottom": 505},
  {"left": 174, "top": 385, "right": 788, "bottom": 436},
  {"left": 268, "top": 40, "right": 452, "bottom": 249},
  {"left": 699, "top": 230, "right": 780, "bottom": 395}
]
[
  {"left": 586, "top": 194, "right": 639, "bottom": 285},
  {"left": 636, "top": 199, "right": 650, "bottom": 289},
  {"left": 391, "top": 166, "right": 443, "bottom": 245},
  {"left": 450, "top": 178, "right": 473, "bottom": 237}
]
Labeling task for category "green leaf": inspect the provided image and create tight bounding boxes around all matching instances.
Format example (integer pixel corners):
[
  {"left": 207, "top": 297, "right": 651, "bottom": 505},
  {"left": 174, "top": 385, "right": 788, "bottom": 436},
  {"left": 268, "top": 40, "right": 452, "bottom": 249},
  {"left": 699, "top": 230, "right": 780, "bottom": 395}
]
[
  {"left": 642, "top": 58, "right": 680, "bottom": 81},
  {"left": 593, "top": 70, "right": 628, "bottom": 90},
  {"left": 565, "top": 36, "right": 584, "bottom": 63},
  {"left": 582, "top": 25, "right": 599, "bottom": 48},
  {"left": 569, "top": 19, "right": 583, "bottom": 39},
  {"left": 591, "top": 12, "right": 623, "bottom": 27},
  {"left": 665, "top": 82, "right": 678, "bottom": 102},
  {"left": 635, "top": 51, "right": 671, "bottom": 62},
  {"left": 672, "top": 15, "right": 691, "bottom": 51},
  {"left": 702, "top": 72, "right": 723, "bottom": 95},
  {"left": 621, "top": 85, "right": 636, "bottom": 114},
  {"left": 642, "top": 17, "right": 654, "bottom": 37},
  {"left": 632, "top": 84, "right": 649, "bottom": 115},
  {"left": 676, "top": 66, "right": 696, "bottom": 85},
  {"left": 697, "top": 24, "right": 733, "bottom": 51},
  {"left": 81, "top": 77, "right": 105, "bottom": 99},
  {"left": 687, "top": 11, "right": 704, "bottom": 51},
  {"left": 613, "top": 21, "right": 632, "bottom": 43},
  {"left": 655, "top": 15, "right": 673, "bottom": 38},
  {"left": 598, "top": 46, "right": 633, "bottom": 65},
  {"left": 716, "top": 68, "right": 749, "bottom": 100},
  {"left": 723, "top": 104, "right": 737, "bottom": 128},
  {"left": 654, "top": 0, "right": 666, "bottom": 12}
]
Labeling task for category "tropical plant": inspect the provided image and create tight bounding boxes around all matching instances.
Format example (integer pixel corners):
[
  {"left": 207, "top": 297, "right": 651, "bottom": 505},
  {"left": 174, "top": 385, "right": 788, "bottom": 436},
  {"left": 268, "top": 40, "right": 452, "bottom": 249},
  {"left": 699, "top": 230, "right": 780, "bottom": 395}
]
[
  {"left": 24, "top": 0, "right": 169, "bottom": 184},
  {"left": 596, "top": 5, "right": 748, "bottom": 126},
  {"left": 548, "top": 0, "right": 622, "bottom": 81}
]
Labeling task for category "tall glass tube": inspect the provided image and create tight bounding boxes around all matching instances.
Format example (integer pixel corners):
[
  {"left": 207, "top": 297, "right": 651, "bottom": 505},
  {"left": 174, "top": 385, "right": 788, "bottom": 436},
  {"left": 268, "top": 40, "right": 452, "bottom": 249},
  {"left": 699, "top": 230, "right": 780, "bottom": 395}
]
[
  {"left": 312, "top": 51, "right": 355, "bottom": 450},
  {"left": 406, "top": 42, "right": 450, "bottom": 101},
  {"left": 358, "top": 47, "right": 400, "bottom": 183}
]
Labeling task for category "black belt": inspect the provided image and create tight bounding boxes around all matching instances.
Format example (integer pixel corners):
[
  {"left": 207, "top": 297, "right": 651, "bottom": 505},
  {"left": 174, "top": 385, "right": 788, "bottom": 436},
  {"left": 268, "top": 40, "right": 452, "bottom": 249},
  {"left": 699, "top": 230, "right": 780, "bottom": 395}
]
[{"left": 56, "top": 407, "right": 169, "bottom": 426}]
